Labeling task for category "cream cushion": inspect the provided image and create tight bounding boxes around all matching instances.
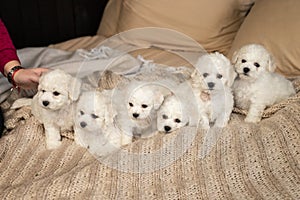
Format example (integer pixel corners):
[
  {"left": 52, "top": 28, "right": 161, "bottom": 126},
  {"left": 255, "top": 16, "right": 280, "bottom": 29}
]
[
  {"left": 97, "top": 0, "right": 254, "bottom": 54},
  {"left": 228, "top": 0, "right": 300, "bottom": 77}
]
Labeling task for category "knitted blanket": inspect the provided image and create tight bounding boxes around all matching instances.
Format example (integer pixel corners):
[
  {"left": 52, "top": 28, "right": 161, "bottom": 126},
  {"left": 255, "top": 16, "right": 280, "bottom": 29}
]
[{"left": 0, "top": 73, "right": 299, "bottom": 199}]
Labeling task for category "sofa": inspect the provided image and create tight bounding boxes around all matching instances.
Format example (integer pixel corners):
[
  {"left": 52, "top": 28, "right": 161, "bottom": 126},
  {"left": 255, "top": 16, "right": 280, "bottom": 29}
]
[{"left": 0, "top": 0, "right": 299, "bottom": 199}]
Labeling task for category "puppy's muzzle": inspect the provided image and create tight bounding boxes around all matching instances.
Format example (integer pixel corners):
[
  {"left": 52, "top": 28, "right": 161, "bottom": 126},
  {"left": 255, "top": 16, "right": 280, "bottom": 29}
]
[
  {"left": 164, "top": 126, "right": 171, "bottom": 133},
  {"left": 243, "top": 67, "right": 250, "bottom": 74},
  {"left": 133, "top": 113, "right": 139, "bottom": 118},
  {"left": 80, "top": 121, "right": 87, "bottom": 128},
  {"left": 42, "top": 101, "right": 50, "bottom": 107},
  {"left": 207, "top": 82, "right": 215, "bottom": 90}
]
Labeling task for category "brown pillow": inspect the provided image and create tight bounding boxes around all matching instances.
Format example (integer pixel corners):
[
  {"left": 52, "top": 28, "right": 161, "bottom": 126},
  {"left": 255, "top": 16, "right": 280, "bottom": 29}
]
[
  {"left": 228, "top": 0, "right": 300, "bottom": 77},
  {"left": 97, "top": 0, "right": 254, "bottom": 54}
]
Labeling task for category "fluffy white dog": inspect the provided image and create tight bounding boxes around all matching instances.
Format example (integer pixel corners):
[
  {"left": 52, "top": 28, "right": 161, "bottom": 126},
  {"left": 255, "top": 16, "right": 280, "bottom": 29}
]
[
  {"left": 157, "top": 93, "right": 189, "bottom": 133},
  {"left": 194, "top": 52, "right": 237, "bottom": 128},
  {"left": 74, "top": 90, "right": 132, "bottom": 157},
  {"left": 125, "top": 84, "right": 171, "bottom": 137},
  {"left": 12, "top": 69, "right": 82, "bottom": 149},
  {"left": 127, "top": 85, "right": 168, "bottom": 120},
  {"left": 232, "top": 44, "right": 296, "bottom": 123}
]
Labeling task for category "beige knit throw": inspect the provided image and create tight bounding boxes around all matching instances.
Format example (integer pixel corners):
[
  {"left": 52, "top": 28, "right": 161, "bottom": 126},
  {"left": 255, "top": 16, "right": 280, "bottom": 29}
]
[{"left": 0, "top": 77, "right": 299, "bottom": 199}]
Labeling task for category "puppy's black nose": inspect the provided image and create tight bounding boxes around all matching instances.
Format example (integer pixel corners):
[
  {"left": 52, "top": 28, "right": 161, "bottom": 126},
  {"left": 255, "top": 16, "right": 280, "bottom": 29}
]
[
  {"left": 42, "top": 101, "right": 49, "bottom": 107},
  {"left": 133, "top": 113, "right": 139, "bottom": 118},
  {"left": 80, "top": 121, "right": 87, "bottom": 128},
  {"left": 164, "top": 126, "right": 171, "bottom": 133},
  {"left": 243, "top": 67, "right": 250, "bottom": 74},
  {"left": 207, "top": 82, "right": 215, "bottom": 89}
]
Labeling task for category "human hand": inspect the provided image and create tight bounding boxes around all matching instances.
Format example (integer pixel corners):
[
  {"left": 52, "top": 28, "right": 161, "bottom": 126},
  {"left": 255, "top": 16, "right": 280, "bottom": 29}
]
[{"left": 13, "top": 68, "right": 49, "bottom": 89}]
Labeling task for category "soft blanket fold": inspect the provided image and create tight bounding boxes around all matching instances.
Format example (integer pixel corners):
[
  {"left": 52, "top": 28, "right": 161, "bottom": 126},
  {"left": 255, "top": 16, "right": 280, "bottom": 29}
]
[{"left": 0, "top": 46, "right": 141, "bottom": 103}]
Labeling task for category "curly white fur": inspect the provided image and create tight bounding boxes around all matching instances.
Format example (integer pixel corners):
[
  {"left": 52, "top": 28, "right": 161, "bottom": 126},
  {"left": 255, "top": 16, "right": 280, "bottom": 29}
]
[
  {"left": 74, "top": 90, "right": 132, "bottom": 157},
  {"left": 194, "top": 52, "right": 236, "bottom": 128},
  {"left": 157, "top": 93, "right": 189, "bottom": 133},
  {"left": 31, "top": 69, "right": 82, "bottom": 149},
  {"left": 119, "top": 84, "right": 171, "bottom": 138},
  {"left": 232, "top": 44, "right": 296, "bottom": 123}
]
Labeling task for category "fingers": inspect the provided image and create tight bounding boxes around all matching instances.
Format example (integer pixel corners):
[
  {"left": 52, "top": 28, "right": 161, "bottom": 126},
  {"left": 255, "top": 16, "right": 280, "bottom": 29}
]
[
  {"left": 30, "top": 73, "right": 40, "bottom": 83},
  {"left": 31, "top": 68, "right": 49, "bottom": 83},
  {"left": 13, "top": 68, "right": 49, "bottom": 89},
  {"left": 39, "top": 68, "right": 50, "bottom": 73},
  {"left": 33, "top": 68, "right": 49, "bottom": 76}
]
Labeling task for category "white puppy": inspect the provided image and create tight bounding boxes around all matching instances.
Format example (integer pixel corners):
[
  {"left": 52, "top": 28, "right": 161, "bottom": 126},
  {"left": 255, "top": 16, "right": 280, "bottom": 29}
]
[
  {"left": 74, "top": 90, "right": 132, "bottom": 157},
  {"left": 195, "top": 52, "right": 236, "bottom": 128},
  {"left": 171, "top": 66, "right": 210, "bottom": 130},
  {"left": 32, "top": 69, "right": 82, "bottom": 149},
  {"left": 125, "top": 84, "right": 171, "bottom": 137},
  {"left": 232, "top": 44, "right": 296, "bottom": 123},
  {"left": 127, "top": 85, "right": 167, "bottom": 120},
  {"left": 157, "top": 94, "right": 189, "bottom": 133}
]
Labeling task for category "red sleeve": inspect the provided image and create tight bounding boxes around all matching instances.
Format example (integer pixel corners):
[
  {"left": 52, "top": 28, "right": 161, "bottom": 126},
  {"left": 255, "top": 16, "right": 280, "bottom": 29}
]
[{"left": 0, "top": 19, "right": 20, "bottom": 75}]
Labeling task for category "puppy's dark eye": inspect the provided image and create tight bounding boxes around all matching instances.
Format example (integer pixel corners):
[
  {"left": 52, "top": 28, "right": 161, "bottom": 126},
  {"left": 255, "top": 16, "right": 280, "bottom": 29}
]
[
  {"left": 241, "top": 59, "right": 247, "bottom": 63},
  {"left": 91, "top": 114, "right": 99, "bottom": 119},
  {"left": 53, "top": 91, "right": 60, "bottom": 96},
  {"left": 141, "top": 104, "right": 148, "bottom": 108},
  {"left": 80, "top": 110, "right": 84, "bottom": 115},
  {"left": 162, "top": 114, "right": 168, "bottom": 119},
  {"left": 174, "top": 118, "right": 181, "bottom": 123},
  {"left": 203, "top": 73, "right": 209, "bottom": 78},
  {"left": 42, "top": 90, "right": 46, "bottom": 93},
  {"left": 254, "top": 62, "right": 260, "bottom": 68},
  {"left": 217, "top": 74, "right": 223, "bottom": 79},
  {"left": 129, "top": 102, "right": 133, "bottom": 107}
]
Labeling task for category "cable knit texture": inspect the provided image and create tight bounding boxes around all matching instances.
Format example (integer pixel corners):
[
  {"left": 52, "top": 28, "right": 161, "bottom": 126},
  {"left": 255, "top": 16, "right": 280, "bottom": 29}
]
[{"left": 0, "top": 76, "right": 299, "bottom": 199}]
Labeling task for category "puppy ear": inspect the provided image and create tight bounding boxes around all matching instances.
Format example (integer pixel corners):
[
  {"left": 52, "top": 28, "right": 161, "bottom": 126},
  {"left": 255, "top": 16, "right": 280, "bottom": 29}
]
[
  {"left": 231, "top": 50, "right": 239, "bottom": 65},
  {"left": 37, "top": 73, "right": 46, "bottom": 91},
  {"left": 164, "top": 93, "right": 174, "bottom": 101},
  {"left": 99, "top": 90, "right": 116, "bottom": 125},
  {"left": 68, "top": 77, "right": 82, "bottom": 101},
  {"left": 185, "top": 121, "right": 189, "bottom": 126},
  {"left": 190, "top": 70, "right": 207, "bottom": 91},
  {"left": 225, "top": 65, "right": 237, "bottom": 87},
  {"left": 155, "top": 90, "right": 175, "bottom": 110},
  {"left": 153, "top": 93, "right": 165, "bottom": 110},
  {"left": 104, "top": 104, "right": 116, "bottom": 126},
  {"left": 267, "top": 53, "right": 277, "bottom": 72}
]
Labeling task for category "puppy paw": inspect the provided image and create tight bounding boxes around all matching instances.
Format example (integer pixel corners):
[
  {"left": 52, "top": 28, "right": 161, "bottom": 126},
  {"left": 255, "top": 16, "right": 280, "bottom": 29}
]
[
  {"left": 46, "top": 140, "right": 62, "bottom": 150},
  {"left": 244, "top": 116, "right": 261, "bottom": 123},
  {"left": 198, "top": 122, "right": 210, "bottom": 130},
  {"left": 246, "top": 105, "right": 264, "bottom": 123}
]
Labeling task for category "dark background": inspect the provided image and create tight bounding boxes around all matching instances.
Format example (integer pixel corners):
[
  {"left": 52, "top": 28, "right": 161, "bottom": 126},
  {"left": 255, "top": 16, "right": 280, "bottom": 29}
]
[{"left": 0, "top": 0, "right": 109, "bottom": 49}]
